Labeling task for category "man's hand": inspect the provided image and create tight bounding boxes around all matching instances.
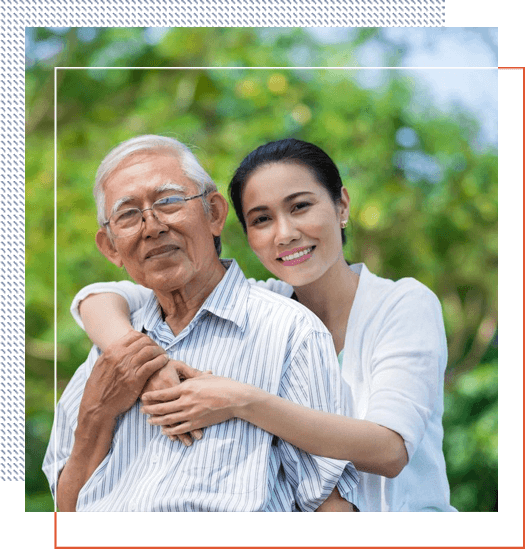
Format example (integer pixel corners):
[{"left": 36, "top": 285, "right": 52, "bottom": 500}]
[
  {"left": 316, "top": 487, "right": 356, "bottom": 512},
  {"left": 57, "top": 331, "right": 168, "bottom": 512},
  {"left": 80, "top": 331, "right": 168, "bottom": 423},
  {"left": 141, "top": 359, "right": 182, "bottom": 395},
  {"left": 141, "top": 360, "right": 206, "bottom": 446}
]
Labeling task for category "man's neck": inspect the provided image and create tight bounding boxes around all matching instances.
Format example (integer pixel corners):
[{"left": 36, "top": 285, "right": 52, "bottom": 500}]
[{"left": 154, "top": 259, "right": 227, "bottom": 335}]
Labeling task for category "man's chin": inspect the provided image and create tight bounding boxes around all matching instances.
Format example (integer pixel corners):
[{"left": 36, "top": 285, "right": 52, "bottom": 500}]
[{"left": 139, "top": 268, "right": 189, "bottom": 294}]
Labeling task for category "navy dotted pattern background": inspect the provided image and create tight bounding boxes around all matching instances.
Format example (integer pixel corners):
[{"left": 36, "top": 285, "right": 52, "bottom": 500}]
[{"left": 3, "top": 1, "right": 444, "bottom": 481}]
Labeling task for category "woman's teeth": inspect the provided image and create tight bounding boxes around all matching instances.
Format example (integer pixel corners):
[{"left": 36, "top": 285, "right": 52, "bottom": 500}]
[{"left": 281, "top": 247, "right": 313, "bottom": 261}]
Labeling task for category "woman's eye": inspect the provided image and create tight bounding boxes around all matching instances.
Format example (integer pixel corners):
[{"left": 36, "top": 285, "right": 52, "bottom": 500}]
[
  {"left": 293, "top": 202, "right": 311, "bottom": 212},
  {"left": 252, "top": 215, "right": 270, "bottom": 226}
]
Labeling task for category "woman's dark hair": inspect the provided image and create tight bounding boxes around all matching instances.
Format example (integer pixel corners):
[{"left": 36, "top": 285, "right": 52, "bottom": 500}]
[{"left": 228, "top": 138, "right": 347, "bottom": 245}]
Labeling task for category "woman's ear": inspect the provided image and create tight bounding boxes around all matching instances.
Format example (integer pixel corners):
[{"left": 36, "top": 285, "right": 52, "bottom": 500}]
[
  {"left": 339, "top": 187, "right": 350, "bottom": 224},
  {"left": 96, "top": 229, "right": 124, "bottom": 268},
  {"left": 206, "top": 192, "right": 229, "bottom": 237}
]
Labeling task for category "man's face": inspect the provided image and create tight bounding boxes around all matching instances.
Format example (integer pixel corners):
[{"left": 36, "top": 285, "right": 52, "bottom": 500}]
[{"left": 97, "top": 152, "right": 223, "bottom": 295}]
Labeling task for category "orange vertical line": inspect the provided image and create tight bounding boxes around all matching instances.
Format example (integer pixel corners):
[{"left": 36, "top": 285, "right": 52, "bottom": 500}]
[
  {"left": 521, "top": 67, "right": 525, "bottom": 549},
  {"left": 54, "top": 512, "right": 57, "bottom": 549}
]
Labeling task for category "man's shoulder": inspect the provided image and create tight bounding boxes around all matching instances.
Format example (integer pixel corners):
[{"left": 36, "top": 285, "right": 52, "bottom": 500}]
[{"left": 247, "top": 284, "right": 330, "bottom": 335}]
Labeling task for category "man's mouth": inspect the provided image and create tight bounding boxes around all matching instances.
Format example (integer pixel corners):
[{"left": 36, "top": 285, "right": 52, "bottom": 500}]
[
  {"left": 145, "top": 245, "right": 180, "bottom": 259},
  {"left": 277, "top": 246, "right": 315, "bottom": 263}
]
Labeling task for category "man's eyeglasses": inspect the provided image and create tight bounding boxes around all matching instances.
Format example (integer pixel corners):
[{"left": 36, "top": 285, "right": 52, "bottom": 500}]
[{"left": 104, "top": 192, "right": 208, "bottom": 238}]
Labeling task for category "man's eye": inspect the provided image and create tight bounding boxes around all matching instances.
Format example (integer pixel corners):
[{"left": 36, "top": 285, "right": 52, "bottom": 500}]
[
  {"left": 117, "top": 209, "right": 138, "bottom": 221},
  {"left": 157, "top": 196, "right": 183, "bottom": 205},
  {"left": 156, "top": 196, "right": 184, "bottom": 211}
]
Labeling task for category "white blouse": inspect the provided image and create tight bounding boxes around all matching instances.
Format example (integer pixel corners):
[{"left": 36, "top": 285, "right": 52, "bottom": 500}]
[{"left": 71, "top": 263, "right": 456, "bottom": 512}]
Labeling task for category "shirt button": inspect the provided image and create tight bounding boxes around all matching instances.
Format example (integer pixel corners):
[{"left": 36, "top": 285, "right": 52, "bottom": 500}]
[
  {"left": 152, "top": 454, "right": 159, "bottom": 464},
  {"left": 129, "top": 501, "right": 137, "bottom": 511}
]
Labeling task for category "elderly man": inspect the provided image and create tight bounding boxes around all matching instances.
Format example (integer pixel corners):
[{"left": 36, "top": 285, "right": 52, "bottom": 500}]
[{"left": 43, "top": 135, "right": 358, "bottom": 512}]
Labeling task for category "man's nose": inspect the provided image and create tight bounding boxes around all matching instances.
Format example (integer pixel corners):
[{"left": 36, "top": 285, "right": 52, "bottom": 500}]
[{"left": 142, "top": 209, "right": 168, "bottom": 238}]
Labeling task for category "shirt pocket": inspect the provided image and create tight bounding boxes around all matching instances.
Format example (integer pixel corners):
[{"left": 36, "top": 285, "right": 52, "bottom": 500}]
[
  {"left": 178, "top": 460, "right": 262, "bottom": 495},
  {"left": 177, "top": 423, "right": 266, "bottom": 496}
]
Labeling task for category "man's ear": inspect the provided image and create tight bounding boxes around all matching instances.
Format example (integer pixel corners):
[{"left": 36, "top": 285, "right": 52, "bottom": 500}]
[
  {"left": 96, "top": 229, "right": 124, "bottom": 268},
  {"left": 206, "top": 192, "right": 229, "bottom": 237}
]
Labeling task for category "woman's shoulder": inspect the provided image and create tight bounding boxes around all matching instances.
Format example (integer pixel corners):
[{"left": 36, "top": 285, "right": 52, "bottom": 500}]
[
  {"left": 247, "top": 277, "right": 294, "bottom": 297},
  {"left": 358, "top": 263, "right": 439, "bottom": 302},
  {"left": 353, "top": 264, "right": 443, "bottom": 326}
]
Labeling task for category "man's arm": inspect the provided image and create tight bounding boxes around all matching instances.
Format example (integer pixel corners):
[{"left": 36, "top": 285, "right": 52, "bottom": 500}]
[
  {"left": 316, "top": 488, "right": 356, "bottom": 512},
  {"left": 55, "top": 332, "right": 167, "bottom": 511},
  {"left": 273, "top": 332, "right": 360, "bottom": 512},
  {"left": 57, "top": 414, "right": 117, "bottom": 511}
]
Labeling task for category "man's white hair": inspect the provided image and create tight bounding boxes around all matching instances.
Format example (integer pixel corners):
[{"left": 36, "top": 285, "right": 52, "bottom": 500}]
[{"left": 94, "top": 135, "right": 221, "bottom": 255}]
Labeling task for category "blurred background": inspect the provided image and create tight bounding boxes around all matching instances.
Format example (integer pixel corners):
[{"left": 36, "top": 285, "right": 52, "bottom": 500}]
[{"left": 26, "top": 27, "right": 498, "bottom": 512}]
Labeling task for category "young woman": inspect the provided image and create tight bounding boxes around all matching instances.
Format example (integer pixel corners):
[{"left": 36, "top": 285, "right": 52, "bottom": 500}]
[{"left": 72, "top": 138, "right": 455, "bottom": 512}]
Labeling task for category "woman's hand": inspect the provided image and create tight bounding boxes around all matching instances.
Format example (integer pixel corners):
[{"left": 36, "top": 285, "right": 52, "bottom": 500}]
[
  {"left": 141, "top": 373, "right": 253, "bottom": 438},
  {"left": 141, "top": 360, "right": 207, "bottom": 446}
]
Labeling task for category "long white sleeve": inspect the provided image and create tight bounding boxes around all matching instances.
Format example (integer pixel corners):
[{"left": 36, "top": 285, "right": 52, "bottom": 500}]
[{"left": 70, "top": 281, "right": 153, "bottom": 330}]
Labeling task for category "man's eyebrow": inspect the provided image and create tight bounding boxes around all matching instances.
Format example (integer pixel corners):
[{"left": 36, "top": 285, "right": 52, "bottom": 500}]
[
  {"left": 245, "top": 191, "right": 315, "bottom": 217},
  {"left": 110, "top": 183, "right": 188, "bottom": 215},
  {"left": 111, "top": 196, "right": 134, "bottom": 215},
  {"left": 155, "top": 182, "right": 187, "bottom": 194}
]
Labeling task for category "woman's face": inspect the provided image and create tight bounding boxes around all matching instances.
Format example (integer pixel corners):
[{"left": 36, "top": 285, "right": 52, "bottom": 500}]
[{"left": 242, "top": 161, "right": 349, "bottom": 288}]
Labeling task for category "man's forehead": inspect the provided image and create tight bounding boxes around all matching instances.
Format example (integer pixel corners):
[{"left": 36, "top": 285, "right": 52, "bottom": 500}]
[
  {"left": 109, "top": 151, "right": 182, "bottom": 180},
  {"left": 114, "top": 150, "right": 177, "bottom": 170},
  {"left": 103, "top": 151, "right": 197, "bottom": 198}
]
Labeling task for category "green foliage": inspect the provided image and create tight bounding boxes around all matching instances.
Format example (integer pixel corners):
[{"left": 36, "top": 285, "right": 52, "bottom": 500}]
[
  {"left": 26, "top": 28, "right": 497, "bottom": 512},
  {"left": 444, "top": 358, "right": 498, "bottom": 511}
]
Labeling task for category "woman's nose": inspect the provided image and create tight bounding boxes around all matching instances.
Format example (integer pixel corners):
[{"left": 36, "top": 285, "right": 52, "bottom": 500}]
[{"left": 274, "top": 216, "right": 300, "bottom": 246}]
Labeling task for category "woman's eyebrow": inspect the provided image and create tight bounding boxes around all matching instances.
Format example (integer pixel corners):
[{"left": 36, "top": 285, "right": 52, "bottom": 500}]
[
  {"left": 245, "top": 204, "right": 269, "bottom": 217},
  {"left": 246, "top": 191, "right": 316, "bottom": 217},
  {"left": 283, "top": 191, "right": 315, "bottom": 203}
]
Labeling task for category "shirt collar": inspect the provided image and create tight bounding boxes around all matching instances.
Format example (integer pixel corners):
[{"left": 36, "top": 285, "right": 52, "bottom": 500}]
[{"left": 132, "top": 259, "right": 250, "bottom": 335}]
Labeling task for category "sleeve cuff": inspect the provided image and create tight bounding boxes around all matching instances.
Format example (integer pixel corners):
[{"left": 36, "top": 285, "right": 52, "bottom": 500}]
[{"left": 336, "top": 461, "right": 361, "bottom": 511}]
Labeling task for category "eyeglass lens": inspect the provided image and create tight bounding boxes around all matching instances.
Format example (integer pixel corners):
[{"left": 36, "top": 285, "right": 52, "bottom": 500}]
[{"left": 110, "top": 195, "right": 189, "bottom": 236}]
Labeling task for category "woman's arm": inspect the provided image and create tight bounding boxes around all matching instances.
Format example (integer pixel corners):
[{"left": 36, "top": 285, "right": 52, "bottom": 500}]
[
  {"left": 78, "top": 293, "right": 134, "bottom": 351},
  {"left": 240, "top": 385, "right": 408, "bottom": 478},
  {"left": 75, "top": 279, "right": 289, "bottom": 351},
  {"left": 141, "top": 373, "right": 408, "bottom": 478}
]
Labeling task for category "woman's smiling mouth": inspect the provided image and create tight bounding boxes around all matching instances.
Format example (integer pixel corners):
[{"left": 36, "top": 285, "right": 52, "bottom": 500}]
[{"left": 278, "top": 246, "right": 315, "bottom": 266}]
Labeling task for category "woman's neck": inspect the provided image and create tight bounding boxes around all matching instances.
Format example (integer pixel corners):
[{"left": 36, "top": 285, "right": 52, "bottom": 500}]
[{"left": 294, "top": 257, "right": 359, "bottom": 354}]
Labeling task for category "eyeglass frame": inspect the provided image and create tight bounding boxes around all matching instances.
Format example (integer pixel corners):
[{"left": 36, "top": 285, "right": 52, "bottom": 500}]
[{"left": 103, "top": 190, "right": 210, "bottom": 238}]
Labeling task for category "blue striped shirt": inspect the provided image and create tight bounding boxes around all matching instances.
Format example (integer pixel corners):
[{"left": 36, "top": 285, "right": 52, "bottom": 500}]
[{"left": 44, "top": 260, "right": 359, "bottom": 512}]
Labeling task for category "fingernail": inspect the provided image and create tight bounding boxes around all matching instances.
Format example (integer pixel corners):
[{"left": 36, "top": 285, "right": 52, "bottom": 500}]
[
  {"left": 183, "top": 439, "right": 192, "bottom": 447},
  {"left": 193, "top": 431, "right": 203, "bottom": 440}
]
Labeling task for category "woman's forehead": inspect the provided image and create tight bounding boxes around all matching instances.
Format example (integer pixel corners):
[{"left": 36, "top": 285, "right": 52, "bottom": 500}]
[{"left": 243, "top": 162, "right": 327, "bottom": 205}]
